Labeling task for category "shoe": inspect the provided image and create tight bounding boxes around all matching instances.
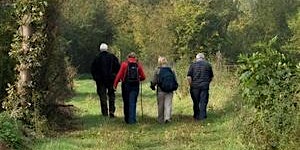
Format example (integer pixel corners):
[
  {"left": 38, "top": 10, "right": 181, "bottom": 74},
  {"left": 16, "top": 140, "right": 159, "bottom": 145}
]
[
  {"left": 109, "top": 113, "right": 115, "bottom": 118},
  {"left": 165, "top": 120, "right": 171, "bottom": 123},
  {"left": 194, "top": 117, "right": 200, "bottom": 121}
]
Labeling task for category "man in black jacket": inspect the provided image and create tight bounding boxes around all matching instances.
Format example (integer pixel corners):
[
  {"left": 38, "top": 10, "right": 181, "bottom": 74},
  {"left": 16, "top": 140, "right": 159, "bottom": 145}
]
[
  {"left": 187, "top": 53, "right": 214, "bottom": 121},
  {"left": 91, "top": 43, "right": 120, "bottom": 118}
]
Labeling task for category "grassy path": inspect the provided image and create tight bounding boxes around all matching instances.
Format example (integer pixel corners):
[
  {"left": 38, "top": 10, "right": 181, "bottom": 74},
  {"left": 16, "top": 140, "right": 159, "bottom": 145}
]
[{"left": 33, "top": 77, "right": 245, "bottom": 150}]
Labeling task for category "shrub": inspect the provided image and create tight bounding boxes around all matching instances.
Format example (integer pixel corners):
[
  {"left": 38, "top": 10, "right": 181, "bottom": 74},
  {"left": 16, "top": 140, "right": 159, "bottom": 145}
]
[
  {"left": 174, "top": 57, "right": 190, "bottom": 98},
  {"left": 237, "top": 40, "right": 300, "bottom": 149},
  {"left": 0, "top": 112, "right": 27, "bottom": 150}
]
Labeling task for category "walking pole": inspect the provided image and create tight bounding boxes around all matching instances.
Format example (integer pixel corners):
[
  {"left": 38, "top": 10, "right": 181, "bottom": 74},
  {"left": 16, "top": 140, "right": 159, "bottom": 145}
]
[{"left": 140, "top": 81, "right": 144, "bottom": 118}]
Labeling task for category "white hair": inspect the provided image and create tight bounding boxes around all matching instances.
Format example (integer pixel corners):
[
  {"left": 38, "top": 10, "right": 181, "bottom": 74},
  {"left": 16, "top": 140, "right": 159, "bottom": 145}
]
[
  {"left": 99, "top": 43, "right": 108, "bottom": 51},
  {"left": 196, "top": 53, "right": 205, "bottom": 60}
]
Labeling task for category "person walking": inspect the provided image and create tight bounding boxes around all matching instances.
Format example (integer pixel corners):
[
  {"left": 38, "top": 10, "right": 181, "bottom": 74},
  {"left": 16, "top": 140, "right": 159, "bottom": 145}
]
[
  {"left": 113, "top": 52, "right": 146, "bottom": 124},
  {"left": 187, "top": 53, "right": 214, "bottom": 121},
  {"left": 91, "top": 43, "right": 120, "bottom": 118},
  {"left": 150, "top": 56, "right": 178, "bottom": 124}
]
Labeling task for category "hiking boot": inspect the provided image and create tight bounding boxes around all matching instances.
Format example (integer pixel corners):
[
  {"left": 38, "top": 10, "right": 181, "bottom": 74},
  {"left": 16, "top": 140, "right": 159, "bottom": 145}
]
[
  {"left": 109, "top": 113, "right": 115, "bottom": 118},
  {"left": 165, "top": 120, "right": 171, "bottom": 123}
]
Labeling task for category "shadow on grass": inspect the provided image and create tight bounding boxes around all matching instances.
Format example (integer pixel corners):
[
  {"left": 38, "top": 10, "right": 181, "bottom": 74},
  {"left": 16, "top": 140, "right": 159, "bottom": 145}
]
[
  {"left": 67, "top": 88, "right": 242, "bottom": 134},
  {"left": 76, "top": 74, "right": 93, "bottom": 80},
  {"left": 65, "top": 92, "right": 97, "bottom": 103},
  {"left": 74, "top": 91, "right": 242, "bottom": 130},
  {"left": 75, "top": 113, "right": 218, "bottom": 131}
]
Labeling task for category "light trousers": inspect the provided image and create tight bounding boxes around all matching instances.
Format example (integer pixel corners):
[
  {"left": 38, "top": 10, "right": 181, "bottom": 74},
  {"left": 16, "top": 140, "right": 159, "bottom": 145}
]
[{"left": 157, "top": 91, "right": 173, "bottom": 123}]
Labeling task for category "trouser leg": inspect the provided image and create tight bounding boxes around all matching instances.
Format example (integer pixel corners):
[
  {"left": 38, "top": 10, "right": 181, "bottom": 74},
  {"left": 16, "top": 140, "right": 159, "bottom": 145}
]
[
  {"left": 122, "top": 83, "right": 129, "bottom": 123},
  {"left": 164, "top": 92, "right": 173, "bottom": 121},
  {"left": 128, "top": 86, "right": 139, "bottom": 124},
  {"left": 199, "top": 89, "right": 209, "bottom": 120},
  {"left": 190, "top": 88, "right": 200, "bottom": 120},
  {"left": 107, "top": 84, "right": 116, "bottom": 115},
  {"left": 157, "top": 92, "right": 165, "bottom": 123},
  {"left": 96, "top": 82, "right": 108, "bottom": 116}
]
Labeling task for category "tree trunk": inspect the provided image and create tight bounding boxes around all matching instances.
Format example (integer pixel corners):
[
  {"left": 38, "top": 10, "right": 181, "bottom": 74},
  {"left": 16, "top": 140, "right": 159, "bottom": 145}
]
[{"left": 17, "top": 14, "right": 32, "bottom": 94}]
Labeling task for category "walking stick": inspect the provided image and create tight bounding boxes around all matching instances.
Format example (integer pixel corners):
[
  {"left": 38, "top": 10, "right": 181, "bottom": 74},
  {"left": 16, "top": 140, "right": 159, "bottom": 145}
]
[{"left": 140, "top": 81, "right": 144, "bottom": 118}]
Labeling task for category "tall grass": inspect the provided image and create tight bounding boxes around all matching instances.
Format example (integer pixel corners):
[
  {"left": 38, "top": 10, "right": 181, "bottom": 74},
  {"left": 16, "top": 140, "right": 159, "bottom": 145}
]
[{"left": 32, "top": 63, "right": 245, "bottom": 150}]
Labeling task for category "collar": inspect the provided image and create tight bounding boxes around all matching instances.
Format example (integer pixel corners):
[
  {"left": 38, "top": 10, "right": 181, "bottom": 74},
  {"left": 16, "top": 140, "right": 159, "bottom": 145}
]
[{"left": 127, "top": 57, "right": 137, "bottom": 63}]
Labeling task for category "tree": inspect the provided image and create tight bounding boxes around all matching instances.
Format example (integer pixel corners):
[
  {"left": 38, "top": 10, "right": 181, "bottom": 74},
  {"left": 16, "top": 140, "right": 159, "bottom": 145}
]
[
  {"left": 171, "top": 0, "right": 239, "bottom": 60},
  {"left": 3, "top": 0, "right": 75, "bottom": 135},
  {"left": 228, "top": 0, "right": 300, "bottom": 61},
  {"left": 59, "top": 0, "right": 114, "bottom": 73}
]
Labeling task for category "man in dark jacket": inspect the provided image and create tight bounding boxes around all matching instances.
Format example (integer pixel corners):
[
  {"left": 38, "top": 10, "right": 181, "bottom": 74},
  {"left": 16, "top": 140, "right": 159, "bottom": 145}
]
[
  {"left": 187, "top": 53, "right": 214, "bottom": 121},
  {"left": 91, "top": 43, "right": 120, "bottom": 118}
]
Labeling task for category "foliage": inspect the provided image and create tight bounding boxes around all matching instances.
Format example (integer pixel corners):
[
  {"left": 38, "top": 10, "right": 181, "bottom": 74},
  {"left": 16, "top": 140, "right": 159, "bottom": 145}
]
[
  {"left": 0, "top": 2, "right": 16, "bottom": 102},
  {"left": 0, "top": 112, "right": 27, "bottom": 150},
  {"left": 0, "top": 0, "right": 299, "bottom": 149},
  {"left": 37, "top": 0, "right": 77, "bottom": 129},
  {"left": 173, "top": 57, "right": 191, "bottom": 98},
  {"left": 171, "top": 0, "right": 239, "bottom": 60},
  {"left": 128, "top": 1, "right": 175, "bottom": 65},
  {"left": 3, "top": 0, "right": 75, "bottom": 136},
  {"left": 106, "top": 0, "right": 134, "bottom": 60},
  {"left": 3, "top": 0, "right": 49, "bottom": 136},
  {"left": 284, "top": 10, "right": 300, "bottom": 61},
  {"left": 59, "top": 0, "right": 113, "bottom": 73},
  {"left": 237, "top": 39, "right": 300, "bottom": 149},
  {"left": 227, "top": 0, "right": 300, "bottom": 62}
]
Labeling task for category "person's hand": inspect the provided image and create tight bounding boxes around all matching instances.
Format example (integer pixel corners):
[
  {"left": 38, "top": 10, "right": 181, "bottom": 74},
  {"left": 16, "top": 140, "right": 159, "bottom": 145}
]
[{"left": 150, "top": 85, "right": 155, "bottom": 91}]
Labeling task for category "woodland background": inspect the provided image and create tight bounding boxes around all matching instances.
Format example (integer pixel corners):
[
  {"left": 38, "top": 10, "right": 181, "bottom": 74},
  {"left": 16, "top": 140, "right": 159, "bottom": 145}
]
[{"left": 0, "top": 0, "right": 299, "bottom": 149}]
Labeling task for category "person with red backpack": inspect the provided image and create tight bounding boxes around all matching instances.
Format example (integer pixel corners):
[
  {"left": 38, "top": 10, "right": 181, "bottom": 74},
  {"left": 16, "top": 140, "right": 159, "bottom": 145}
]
[
  {"left": 150, "top": 56, "right": 178, "bottom": 124},
  {"left": 113, "top": 52, "right": 146, "bottom": 124}
]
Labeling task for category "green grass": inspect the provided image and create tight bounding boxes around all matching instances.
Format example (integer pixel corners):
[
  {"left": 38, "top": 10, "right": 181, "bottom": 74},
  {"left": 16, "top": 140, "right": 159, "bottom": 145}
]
[{"left": 33, "top": 76, "right": 246, "bottom": 150}]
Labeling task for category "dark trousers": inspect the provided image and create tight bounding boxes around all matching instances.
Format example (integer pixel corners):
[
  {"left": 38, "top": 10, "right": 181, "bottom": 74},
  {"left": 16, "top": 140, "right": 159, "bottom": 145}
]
[
  {"left": 190, "top": 87, "right": 209, "bottom": 120},
  {"left": 121, "top": 82, "right": 139, "bottom": 124},
  {"left": 96, "top": 81, "right": 115, "bottom": 116}
]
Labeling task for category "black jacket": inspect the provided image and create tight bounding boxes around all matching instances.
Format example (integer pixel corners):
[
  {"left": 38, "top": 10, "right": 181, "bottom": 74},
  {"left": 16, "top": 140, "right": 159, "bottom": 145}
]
[
  {"left": 187, "top": 60, "right": 214, "bottom": 89},
  {"left": 91, "top": 51, "right": 120, "bottom": 84}
]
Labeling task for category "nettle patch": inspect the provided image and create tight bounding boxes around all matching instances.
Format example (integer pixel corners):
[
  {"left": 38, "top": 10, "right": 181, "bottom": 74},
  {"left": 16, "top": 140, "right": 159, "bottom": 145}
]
[{"left": 237, "top": 40, "right": 300, "bottom": 149}]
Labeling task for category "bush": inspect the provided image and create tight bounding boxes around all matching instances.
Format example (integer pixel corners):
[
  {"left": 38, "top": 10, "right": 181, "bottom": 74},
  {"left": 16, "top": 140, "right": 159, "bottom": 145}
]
[
  {"left": 0, "top": 2, "right": 16, "bottom": 101},
  {"left": 237, "top": 41, "right": 300, "bottom": 149},
  {"left": 174, "top": 57, "right": 190, "bottom": 98},
  {"left": 0, "top": 112, "right": 27, "bottom": 150}
]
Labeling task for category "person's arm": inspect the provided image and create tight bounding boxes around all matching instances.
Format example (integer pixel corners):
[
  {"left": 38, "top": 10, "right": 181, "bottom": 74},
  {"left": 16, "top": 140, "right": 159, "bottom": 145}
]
[
  {"left": 112, "top": 55, "right": 121, "bottom": 76},
  {"left": 113, "top": 62, "right": 126, "bottom": 89},
  {"left": 209, "top": 64, "right": 214, "bottom": 82},
  {"left": 187, "top": 64, "right": 193, "bottom": 86},
  {"left": 150, "top": 68, "right": 159, "bottom": 90},
  {"left": 187, "top": 76, "right": 192, "bottom": 86}
]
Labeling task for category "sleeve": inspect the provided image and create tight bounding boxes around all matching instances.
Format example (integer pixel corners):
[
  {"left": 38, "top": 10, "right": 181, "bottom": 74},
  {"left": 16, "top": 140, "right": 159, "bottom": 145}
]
[
  {"left": 151, "top": 68, "right": 159, "bottom": 86},
  {"left": 112, "top": 55, "right": 120, "bottom": 75},
  {"left": 138, "top": 62, "right": 146, "bottom": 81},
  {"left": 113, "top": 62, "right": 126, "bottom": 88},
  {"left": 187, "top": 64, "right": 193, "bottom": 77},
  {"left": 209, "top": 64, "right": 214, "bottom": 81}
]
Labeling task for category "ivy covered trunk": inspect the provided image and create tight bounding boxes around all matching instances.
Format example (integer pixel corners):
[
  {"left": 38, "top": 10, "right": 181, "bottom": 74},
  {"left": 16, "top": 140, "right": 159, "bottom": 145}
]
[
  {"left": 18, "top": 14, "right": 32, "bottom": 95},
  {"left": 3, "top": 0, "right": 75, "bottom": 136}
]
